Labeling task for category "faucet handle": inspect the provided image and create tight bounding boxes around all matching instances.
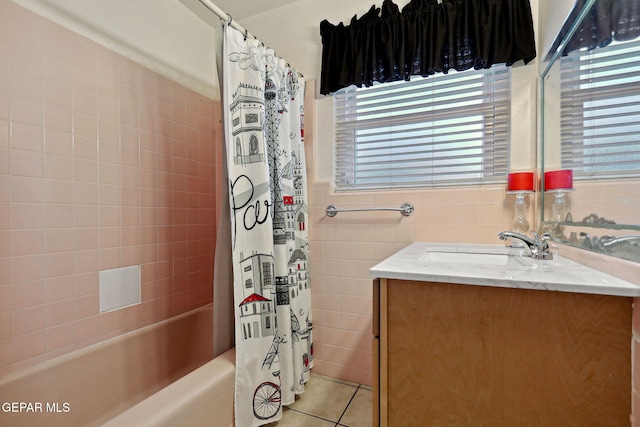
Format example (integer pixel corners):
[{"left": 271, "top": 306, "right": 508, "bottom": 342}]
[
  {"left": 534, "top": 232, "right": 553, "bottom": 259},
  {"left": 530, "top": 231, "right": 551, "bottom": 242}
]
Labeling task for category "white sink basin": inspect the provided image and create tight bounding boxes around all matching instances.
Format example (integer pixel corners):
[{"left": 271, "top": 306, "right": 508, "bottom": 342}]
[{"left": 421, "top": 251, "right": 511, "bottom": 266}]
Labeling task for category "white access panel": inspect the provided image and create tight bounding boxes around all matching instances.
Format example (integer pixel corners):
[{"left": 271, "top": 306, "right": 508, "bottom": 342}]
[{"left": 99, "top": 265, "right": 141, "bottom": 313}]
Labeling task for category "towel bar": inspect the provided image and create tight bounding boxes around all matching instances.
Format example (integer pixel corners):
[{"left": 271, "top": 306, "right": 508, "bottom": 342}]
[{"left": 325, "top": 202, "right": 414, "bottom": 217}]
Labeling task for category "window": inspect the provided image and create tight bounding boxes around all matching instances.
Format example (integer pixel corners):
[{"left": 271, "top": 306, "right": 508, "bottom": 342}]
[
  {"left": 333, "top": 67, "right": 511, "bottom": 191},
  {"left": 262, "top": 262, "right": 272, "bottom": 286},
  {"left": 559, "top": 38, "right": 640, "bottom": 179}
]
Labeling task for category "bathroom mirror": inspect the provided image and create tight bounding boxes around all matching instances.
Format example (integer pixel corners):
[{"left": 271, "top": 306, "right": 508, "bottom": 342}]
[{"left": 539, "top": 0, "right": 640, "bottom": 263}]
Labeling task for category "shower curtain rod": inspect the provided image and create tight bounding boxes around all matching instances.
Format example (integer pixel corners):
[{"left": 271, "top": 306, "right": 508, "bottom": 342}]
[
  {"left": 196, "top": 0, "right": 302, "bottom": 75},
  {"left": 197, "top": 0, "right": 253, "bottom": 39}
]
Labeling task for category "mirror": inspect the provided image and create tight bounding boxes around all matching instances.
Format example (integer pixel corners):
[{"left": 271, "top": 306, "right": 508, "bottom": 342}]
[{"left": 539, "top": 0, "right": 640, "bottom": 263}]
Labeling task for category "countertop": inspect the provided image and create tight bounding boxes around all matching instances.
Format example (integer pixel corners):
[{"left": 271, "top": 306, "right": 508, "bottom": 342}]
[{"left": 369, "top": 242, "right": 640, "bottom": 297}]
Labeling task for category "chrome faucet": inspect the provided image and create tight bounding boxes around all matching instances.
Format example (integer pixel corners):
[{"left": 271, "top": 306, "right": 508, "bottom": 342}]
[{"left": 498, "top": 231, "right": 554, "bottom": 260}]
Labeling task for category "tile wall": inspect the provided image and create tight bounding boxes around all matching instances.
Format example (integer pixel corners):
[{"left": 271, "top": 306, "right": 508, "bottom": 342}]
[
  {"left": 0, "top": 0, "right": 219, "bottom": 376},
  {"left": 544, "top": 180, "right": 640, "bottom": 226}
]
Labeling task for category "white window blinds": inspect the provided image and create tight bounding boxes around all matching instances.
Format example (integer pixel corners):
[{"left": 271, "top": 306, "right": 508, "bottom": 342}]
[
  {"left": 333, "top": 67, "right": 511, "bottom": 191},
  {"left": 560, "top": 38, "right": 640, "bottom": 179}
]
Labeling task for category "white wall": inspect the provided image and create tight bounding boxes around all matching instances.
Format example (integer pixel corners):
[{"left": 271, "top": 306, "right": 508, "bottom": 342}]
[
  {"left": 538, "top": 0, "right": 581, "bottom": 171},
  {"left": 538, "top": 0, "right": 578, "bottom": 60},
  {"left": 240, "top": 0, "right": 544, "bottom": 181},
  {"left": 12, "top": 0, "right": 220, "bottom": 99}
]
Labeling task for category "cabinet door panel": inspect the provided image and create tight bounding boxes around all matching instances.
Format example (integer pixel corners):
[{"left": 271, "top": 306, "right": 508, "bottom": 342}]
[{"left": 384, "top": 280, "right": 631, "bottom": 426}]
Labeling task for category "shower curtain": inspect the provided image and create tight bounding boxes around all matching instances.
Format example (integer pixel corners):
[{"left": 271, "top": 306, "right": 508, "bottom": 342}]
[{"left": 220, "top": 23, "right": 313, "bottom": 427}]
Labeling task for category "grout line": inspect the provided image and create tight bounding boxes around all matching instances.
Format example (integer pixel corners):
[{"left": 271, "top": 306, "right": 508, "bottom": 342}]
[
  {"left": 277, "top": 377, "right": 366, "bottom": 426},
  {"left": 335, "top": 384, "right": 361, "bottom": 426},
  {"left": 311, "top": 372, "right": 360, "bottom": 388},
  {"left": 286, "top": 407, "right": 336, "bottom": 424}
]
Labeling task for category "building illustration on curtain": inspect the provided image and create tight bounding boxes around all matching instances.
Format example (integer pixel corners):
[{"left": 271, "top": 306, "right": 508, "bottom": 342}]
[
  {"left": 239, "top": 293, "right": 275, "bottom": 340},
  {"left": 238, "top": 251, "right": 275, "bottom": 298},
  {"left": 231, "top": 84, "right": 266, "bottom": 166},
  {"left": 238, "top": 251, "right": 276, "bottom": 341}
]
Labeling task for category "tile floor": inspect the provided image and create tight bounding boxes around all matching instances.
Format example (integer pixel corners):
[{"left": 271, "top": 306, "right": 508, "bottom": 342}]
[{"left": 265, "top": 373, "right": 372, "bottom": 427}]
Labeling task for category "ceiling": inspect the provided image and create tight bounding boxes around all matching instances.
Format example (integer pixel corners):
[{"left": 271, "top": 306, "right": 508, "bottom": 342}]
[{"left": 208, "top": 0, "right": 304, "bottom": 21}]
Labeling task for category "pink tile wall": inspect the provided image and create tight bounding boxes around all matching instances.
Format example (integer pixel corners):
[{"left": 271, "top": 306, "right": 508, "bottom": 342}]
[
  {"left": 543, "top": 180, "right": 639, "bottom": 226},
  {"left": 0, "top": 1, "right": 218, "bottom": 376}
]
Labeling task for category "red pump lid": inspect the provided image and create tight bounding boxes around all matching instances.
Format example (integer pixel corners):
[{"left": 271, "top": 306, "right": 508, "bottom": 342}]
[{"left": 507, "top": 172, "right": 534, "bottom": 192}]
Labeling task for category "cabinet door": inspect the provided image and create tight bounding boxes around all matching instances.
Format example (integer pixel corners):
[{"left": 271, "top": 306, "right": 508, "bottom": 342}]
[{"left": 383, "top": 280, "right": 631, "bottom": 426}]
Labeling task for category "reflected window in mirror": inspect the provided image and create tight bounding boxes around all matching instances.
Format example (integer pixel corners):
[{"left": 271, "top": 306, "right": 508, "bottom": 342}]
[
  {"left": 540, "top": 0, "right": 640, "bottom": 263},
  {"left": 559, "top": 37, "right": 640, "bottom": 179}
]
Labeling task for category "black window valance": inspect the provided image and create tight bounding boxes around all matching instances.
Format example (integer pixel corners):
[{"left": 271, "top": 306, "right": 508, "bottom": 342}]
[
  {"left": 547, "top": 0, "right": 640, "bottom": 60},
  {"left": 319, "top": 0, "right": 537, "bottom": 95}
]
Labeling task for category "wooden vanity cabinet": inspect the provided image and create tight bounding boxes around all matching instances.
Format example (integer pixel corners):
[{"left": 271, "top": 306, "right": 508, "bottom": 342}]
[{"left": 372, "top": 278, "right": 632, "bottom": 427}]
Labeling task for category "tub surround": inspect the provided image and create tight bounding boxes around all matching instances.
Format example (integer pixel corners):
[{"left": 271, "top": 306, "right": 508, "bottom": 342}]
[
  {"left": 0, "top": 0, "right": 218, "bottom": 376},
  {"left": 370, "top": 242, "right": 640, "bottom": 297},
  {"left": 0, "top": 305, "right": 213, "bottom": 427}
]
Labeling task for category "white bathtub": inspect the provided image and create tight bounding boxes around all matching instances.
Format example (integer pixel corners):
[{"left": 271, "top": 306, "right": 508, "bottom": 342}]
[
  {"left": 103, "top": 348, "right": 235, "bottom": 427},
  {"left": 0, "top": 305, "right": 235, "bottom": 426}
]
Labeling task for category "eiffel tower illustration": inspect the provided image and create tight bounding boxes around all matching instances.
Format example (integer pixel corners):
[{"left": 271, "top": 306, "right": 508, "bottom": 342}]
[{"left": 265, "top": 76, "right": 287, "bottom": 245}]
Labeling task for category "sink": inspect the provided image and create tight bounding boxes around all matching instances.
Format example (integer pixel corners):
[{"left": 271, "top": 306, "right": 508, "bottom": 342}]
[
  {"left": 421, "top": 251, "right": 511, "bottom": 266},
  {"left": 370, "top": 242, "right": 640, "bottom": 298}
]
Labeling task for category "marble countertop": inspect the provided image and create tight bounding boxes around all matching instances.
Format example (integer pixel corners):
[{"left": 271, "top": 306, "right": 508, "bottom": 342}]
[{"left": 370, "top": 242, "right": 640, "bottom": 297}]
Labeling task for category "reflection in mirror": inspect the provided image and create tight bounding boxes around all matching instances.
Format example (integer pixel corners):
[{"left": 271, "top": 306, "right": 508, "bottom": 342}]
[{"left": 540, "top": 0, "right": 640, "bottom": 262}]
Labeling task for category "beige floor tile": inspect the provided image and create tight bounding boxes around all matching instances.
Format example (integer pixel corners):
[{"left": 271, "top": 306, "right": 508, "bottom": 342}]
[
  {"left": 286, "top": 374, "right": 358, "bottom": 422},
  {"left": 260, "top": 374, "right": 372, "bottom": 427},
  {"left": 311, "top": 372, "right": 360, "bottom": 388},
  {"left": 264, "top": 408, "right": 335, "bottom": 427},
  {"left": 339, "top": 387, "right": 372, "bottom": 427}
]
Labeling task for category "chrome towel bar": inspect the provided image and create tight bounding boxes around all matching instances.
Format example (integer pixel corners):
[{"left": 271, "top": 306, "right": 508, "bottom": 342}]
[{"left": 325, "top": 202, "right": 414, "bottom": 217}]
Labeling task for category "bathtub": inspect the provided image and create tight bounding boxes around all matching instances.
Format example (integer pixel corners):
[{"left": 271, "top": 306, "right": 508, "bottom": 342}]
[
  {"left": 0, "top": 304, "right": 235, "bottom": 427},
  {"left": 103, "top": 347, "right": 235, "bottom": 427}
]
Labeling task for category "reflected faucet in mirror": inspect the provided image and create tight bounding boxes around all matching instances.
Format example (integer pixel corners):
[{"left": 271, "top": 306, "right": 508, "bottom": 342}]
[
  {"left": 601, "top": 235, "right": 640, "bottom": 248},
  {"left": 577, "top": 232, "right": 640, "bottom": 263}
]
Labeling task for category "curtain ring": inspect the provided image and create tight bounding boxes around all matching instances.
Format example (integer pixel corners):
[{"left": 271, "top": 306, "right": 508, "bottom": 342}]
[
  {"left": 227, "top": 14, "right": 232, "bottom": 26},
  {"left": 244, "top": 28, "right": 249, "bottom": 41}
]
